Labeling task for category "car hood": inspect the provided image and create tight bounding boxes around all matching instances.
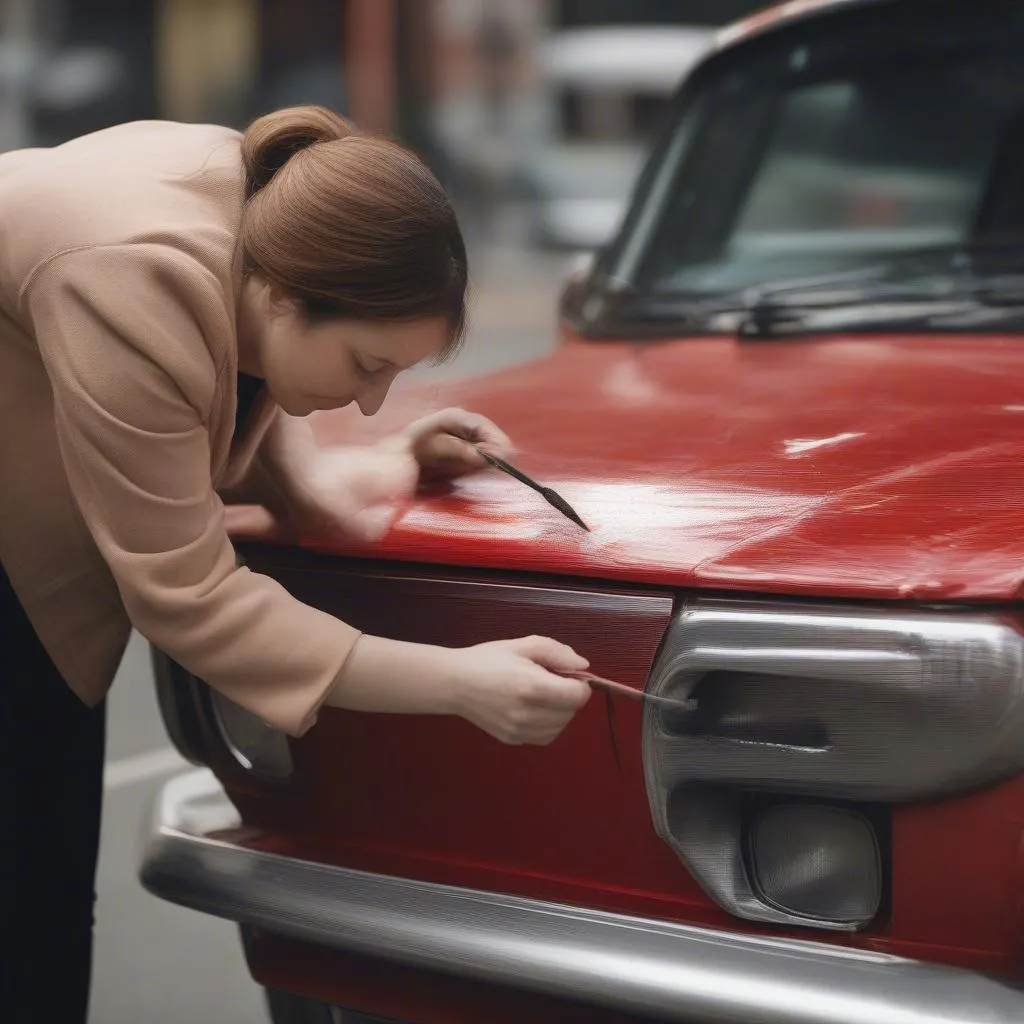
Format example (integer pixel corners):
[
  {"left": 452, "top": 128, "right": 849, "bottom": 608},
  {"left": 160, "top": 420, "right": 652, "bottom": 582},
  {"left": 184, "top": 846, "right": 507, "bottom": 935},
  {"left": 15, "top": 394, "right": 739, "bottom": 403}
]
[{"left": 257, "top": 333, "right": 1024, "bottom": 602}]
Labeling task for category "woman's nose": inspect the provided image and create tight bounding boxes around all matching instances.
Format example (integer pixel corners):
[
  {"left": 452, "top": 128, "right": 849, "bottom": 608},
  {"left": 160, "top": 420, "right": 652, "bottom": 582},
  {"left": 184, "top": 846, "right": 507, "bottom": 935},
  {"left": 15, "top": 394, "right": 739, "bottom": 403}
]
[{"left": 355, "top": 377, "right": 392, "bottom": 417}]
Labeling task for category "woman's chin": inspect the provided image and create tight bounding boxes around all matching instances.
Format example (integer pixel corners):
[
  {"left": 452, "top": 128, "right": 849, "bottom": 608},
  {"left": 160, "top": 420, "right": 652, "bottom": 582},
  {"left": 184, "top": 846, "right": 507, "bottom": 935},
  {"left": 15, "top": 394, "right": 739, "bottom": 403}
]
[
  {"left": 276, "top": 396, "right": 315, "bottom": 417},
  {"left": 289, "top": 396, "right": 354, "bottom": 417}
]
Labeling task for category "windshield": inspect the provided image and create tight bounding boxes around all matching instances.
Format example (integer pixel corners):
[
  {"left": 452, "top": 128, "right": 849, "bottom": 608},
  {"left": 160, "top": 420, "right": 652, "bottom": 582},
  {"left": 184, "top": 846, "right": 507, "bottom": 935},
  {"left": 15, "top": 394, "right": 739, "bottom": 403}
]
[{"left": 586, "top": 1, "right": 1024, "bottom": 333}]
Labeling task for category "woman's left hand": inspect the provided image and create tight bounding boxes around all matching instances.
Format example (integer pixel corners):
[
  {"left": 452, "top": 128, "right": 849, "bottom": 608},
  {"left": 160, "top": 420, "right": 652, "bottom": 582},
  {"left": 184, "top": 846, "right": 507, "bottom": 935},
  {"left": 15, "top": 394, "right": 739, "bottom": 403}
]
[
  {"left": 385, "top": 407, "right": 515, "bottom": 479},
  {"left": 282, "top": 443, "right": 419, "bottom": 542},
  {"left": 274, "top": 408, "right": 512, "bottom": 542}
]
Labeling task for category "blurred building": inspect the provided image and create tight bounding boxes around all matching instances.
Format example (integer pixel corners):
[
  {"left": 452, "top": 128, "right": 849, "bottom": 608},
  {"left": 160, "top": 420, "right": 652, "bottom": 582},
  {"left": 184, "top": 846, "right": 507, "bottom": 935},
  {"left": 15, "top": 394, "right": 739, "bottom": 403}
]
[
  {"left": 0, "top": 1, "right": 441, "bottom": 146},
  {"left": 2, "top": 0, "right": 767, "bottom": 146},
  {"left": 0, "top": 0, "right": 341, "bottom": 150},
  {"left": 0, "top": 0, "right": 155, "bottom": 150},
  {"left": 1, "top": 0, "right": 768, "bottom": 247}
]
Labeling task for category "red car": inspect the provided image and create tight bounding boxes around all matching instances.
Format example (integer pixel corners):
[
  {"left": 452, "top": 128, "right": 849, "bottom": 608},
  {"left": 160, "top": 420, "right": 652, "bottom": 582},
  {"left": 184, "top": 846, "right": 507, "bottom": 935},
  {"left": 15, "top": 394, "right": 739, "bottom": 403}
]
[{"left": 142, "top": 1, "right": 1024, "bottom": 1021}]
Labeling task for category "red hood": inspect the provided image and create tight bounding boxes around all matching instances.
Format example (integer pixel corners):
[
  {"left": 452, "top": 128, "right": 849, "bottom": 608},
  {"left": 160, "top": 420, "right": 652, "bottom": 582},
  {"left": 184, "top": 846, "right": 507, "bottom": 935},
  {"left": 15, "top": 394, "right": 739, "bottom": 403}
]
[{"left": 241, "top": 333, "right": 1024, "bottom": 602}]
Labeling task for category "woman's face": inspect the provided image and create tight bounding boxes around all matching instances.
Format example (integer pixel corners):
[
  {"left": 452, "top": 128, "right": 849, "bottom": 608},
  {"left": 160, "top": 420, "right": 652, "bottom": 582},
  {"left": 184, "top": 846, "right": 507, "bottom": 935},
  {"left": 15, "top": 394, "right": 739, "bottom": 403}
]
[{"left": 249, "top": 286, "right": 452, "bottom": 418}]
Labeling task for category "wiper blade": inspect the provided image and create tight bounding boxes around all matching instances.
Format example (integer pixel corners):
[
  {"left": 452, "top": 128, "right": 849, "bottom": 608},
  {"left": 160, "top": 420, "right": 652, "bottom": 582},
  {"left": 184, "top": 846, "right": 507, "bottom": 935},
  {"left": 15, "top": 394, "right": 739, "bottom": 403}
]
[
  {"left": 624, "top": 243, "right": 1024, "bottom": 336},
  {"left": 734, "top": 298, "right": 1024, "bottom": 337},
  {"left": 744, "top": 255, "right": 1024, "bottom": 311},
  {"left": 710, "top": 243, "right": 1024, "bottom": 308},
  {"left": 620, "top": 291, "right": 1024, "bottom": 338}
]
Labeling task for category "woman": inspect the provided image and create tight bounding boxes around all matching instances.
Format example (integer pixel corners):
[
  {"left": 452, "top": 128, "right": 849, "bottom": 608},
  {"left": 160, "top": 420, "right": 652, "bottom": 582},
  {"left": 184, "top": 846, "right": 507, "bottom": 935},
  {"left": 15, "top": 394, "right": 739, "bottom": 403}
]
[{"left": 0, "top": 105, "right": 591, "bottom": 1021}]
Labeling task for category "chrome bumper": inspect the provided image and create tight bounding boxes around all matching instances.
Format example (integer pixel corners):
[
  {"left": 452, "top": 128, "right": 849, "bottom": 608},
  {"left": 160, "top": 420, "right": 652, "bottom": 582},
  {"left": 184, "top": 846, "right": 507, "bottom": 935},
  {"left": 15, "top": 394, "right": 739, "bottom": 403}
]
[{"left": 141, "top": 770, "right": 1024, "bottom": 1024}]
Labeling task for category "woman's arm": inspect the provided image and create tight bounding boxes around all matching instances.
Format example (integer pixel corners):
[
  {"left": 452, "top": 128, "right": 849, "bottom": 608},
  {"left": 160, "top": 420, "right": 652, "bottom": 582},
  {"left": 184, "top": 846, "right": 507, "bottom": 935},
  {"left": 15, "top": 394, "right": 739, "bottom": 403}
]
[
  {"left": 218, "top": 410, "right": 319, "bottom": 523},
  {"left": 328, "top": 634, "right": 592, "bottom": 746},
  {"left": 27, "top": 243, "right": 363, "bottom": 737},
  {"left": 27, "top": 242, "right": 591, "bottom": 746},
  {"left": 226, "top": 405, "right": 517, "bottom": 542},
  {"left": 223, "top": 410, "right": 419, "bottom": 541}
]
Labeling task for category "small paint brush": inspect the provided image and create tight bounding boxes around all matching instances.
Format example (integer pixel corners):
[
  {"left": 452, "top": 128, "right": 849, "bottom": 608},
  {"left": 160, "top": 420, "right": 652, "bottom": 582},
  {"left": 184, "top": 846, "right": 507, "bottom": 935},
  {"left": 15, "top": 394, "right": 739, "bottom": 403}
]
[
  {"left": 477, "top": 449, "right": 590, "bottom": 531},
  {"left": 567, "top": 671, "right": 696, "bottom": 773},
  {"left": 568, "top": 671, "right": 697, "bottom": 713}
]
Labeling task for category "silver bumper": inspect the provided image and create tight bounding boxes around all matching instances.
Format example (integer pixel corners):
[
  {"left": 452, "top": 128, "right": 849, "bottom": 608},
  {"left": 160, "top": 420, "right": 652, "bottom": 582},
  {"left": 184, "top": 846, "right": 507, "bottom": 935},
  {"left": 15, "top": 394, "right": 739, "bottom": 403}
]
[{"left": 141, "top": 770, "right": 1024, "bottom": 1024}]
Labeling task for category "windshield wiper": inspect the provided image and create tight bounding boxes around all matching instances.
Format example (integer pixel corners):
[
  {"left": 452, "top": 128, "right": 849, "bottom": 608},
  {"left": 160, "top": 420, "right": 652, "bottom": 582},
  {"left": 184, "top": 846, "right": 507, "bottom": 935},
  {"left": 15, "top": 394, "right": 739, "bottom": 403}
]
[
  {"left": 617, "top": 242, "right": 1024, "bottom": 337},
  {"left": 735, "top": 296, "right": 1024, "bottom": 336}
]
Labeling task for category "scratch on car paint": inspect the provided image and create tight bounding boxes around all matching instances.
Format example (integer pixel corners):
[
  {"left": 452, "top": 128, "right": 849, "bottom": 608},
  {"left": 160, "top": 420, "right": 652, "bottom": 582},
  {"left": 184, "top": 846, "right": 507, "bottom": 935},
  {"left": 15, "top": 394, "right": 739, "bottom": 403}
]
[
  {"left": 602, "top": 360, "right": 662, "bottom": 405},
  {"left": 784, "top": 432, "right": 864, "bottom": 456},
  {"left": 897, "top": 580, "right": 946, "bottom": 598}
]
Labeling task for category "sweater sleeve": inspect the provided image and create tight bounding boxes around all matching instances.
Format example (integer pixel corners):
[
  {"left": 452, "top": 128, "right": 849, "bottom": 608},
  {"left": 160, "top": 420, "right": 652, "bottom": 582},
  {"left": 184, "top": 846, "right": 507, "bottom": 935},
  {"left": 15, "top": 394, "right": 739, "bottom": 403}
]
[{"left": 23, "top": 243, "right": 360, "bottom": 736}]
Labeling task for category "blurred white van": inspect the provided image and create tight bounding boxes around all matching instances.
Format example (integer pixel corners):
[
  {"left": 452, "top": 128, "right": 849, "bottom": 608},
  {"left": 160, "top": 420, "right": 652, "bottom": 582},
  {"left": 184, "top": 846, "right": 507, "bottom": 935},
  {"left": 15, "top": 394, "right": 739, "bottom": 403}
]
[{"left": 525, "top": 25, "right": 712, "bottom": 250}]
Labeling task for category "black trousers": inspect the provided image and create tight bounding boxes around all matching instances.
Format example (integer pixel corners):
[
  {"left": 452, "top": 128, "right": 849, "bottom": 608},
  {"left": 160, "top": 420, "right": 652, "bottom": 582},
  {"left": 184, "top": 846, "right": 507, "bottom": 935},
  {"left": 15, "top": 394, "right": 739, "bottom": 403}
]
[{"left": 1, "top": 561, "right": 106, "bottom": 1023}]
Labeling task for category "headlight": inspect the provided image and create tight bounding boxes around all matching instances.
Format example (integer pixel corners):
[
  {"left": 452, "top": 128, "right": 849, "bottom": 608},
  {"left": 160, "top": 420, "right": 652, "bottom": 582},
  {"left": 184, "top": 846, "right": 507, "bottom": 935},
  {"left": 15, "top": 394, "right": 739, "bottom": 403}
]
[
  {"left": 643, "top": 598, "right": 1024, "bottom": 930},
  {"left": 748, "top": 802, "right": 882, "bottom": 926}
]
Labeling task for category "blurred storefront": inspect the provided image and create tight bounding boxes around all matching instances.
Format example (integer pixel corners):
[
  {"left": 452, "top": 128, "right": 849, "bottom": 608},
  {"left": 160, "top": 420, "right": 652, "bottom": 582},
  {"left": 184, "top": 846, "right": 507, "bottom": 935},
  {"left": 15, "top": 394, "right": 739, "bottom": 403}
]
[
  {"left": 3, "top": 0, "right": 769, "bottom": 147},
  {"left": 2, "top": 0, "right": 767, "bottom": 145},
  {"left": 1, "top": 0, "right": 394, "bottom": 148},
  {"left": 0, "top": 0, "right": 157, "bottom": 150},
  {"left": 1, "top": 0, "right": 769, "bottom": 248}
]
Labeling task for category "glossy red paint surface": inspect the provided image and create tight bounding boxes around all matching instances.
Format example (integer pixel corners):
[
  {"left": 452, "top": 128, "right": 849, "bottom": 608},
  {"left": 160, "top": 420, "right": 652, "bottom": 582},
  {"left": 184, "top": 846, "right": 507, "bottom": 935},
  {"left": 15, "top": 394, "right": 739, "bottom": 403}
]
[
  {"left": 222, "top": 332, "right": 1024, "bottom": 1010},
  {"left": 221, "top": 551, "right": 1024, "bottom": 985},
  {"left": 231, "top": 332, "right": 1024, "bottom": 603},
  {"left": 235, "top": 551, "right": 678, "bottom": 915},
  {"left": 214, "top": 0, "right": 1024, "bottom": 1009}
]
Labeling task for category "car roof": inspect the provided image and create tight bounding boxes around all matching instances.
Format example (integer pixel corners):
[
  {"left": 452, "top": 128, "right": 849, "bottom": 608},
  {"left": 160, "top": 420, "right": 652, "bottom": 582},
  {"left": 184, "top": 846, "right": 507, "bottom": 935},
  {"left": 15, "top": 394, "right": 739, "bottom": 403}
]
[{"left": 715, "top": 0, "right": 891, "bottom": 51}]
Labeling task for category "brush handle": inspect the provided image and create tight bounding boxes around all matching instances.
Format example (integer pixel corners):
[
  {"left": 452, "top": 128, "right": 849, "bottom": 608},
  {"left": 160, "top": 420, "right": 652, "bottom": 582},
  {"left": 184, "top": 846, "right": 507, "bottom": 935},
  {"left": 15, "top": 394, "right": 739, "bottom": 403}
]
[
  {"left": 479, "top": 448, "right": 589, "bottom": 529},
  {"left": 568, "top": 671, "right": 696, "bottom": 712}
]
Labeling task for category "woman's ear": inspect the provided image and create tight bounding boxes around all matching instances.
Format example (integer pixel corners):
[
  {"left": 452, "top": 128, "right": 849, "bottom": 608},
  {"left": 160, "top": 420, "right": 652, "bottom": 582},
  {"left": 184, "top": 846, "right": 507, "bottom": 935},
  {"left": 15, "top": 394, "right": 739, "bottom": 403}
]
[{"left": 259, "top": 278, "right": 300, "bottom": 321}]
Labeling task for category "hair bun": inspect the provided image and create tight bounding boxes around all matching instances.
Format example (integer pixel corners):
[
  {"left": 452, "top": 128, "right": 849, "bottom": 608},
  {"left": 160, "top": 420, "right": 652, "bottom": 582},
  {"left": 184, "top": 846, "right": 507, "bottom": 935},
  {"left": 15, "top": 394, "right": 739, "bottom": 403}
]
[{"left": 241, "top": 105, "right": 355, "bottom": 198}]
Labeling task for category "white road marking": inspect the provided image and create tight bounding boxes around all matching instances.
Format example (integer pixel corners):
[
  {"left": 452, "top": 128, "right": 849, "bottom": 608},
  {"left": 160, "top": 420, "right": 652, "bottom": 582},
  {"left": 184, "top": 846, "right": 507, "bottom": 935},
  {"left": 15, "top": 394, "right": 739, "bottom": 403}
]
[{"left": 103, "top": 746, "right": 189, "bottom": 791}]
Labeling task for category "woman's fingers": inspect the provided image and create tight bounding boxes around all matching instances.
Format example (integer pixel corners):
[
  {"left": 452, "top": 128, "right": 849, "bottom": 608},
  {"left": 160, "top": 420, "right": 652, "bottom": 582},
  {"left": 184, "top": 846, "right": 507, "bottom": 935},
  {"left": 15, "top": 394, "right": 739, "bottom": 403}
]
[
  {"left": 405, "top": 408, "right": 516, "bottom": 472},
  {"left": 511, "top": 635, "right": 590, "bottom": 676}
]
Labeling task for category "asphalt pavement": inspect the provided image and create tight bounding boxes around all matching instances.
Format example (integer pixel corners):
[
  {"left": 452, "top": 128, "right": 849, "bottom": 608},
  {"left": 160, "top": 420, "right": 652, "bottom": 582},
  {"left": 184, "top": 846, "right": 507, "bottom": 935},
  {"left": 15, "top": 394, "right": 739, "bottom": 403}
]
[{"left": 89, "top": 241, "right": 571, "bottom": 1022}]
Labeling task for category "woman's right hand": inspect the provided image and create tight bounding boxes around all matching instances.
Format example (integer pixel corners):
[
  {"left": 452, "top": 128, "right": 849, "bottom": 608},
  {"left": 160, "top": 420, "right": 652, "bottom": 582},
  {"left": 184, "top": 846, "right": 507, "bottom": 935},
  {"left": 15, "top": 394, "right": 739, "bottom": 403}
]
[{"left": 448, "top": 636, "right": 593, "bottom": 745}]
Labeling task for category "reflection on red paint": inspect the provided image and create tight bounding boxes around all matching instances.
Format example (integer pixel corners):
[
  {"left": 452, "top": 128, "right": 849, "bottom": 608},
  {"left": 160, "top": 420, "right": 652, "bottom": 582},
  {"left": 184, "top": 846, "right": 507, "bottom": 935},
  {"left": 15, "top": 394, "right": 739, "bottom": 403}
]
[
  {"left": 232, "top": 331, "right": 1024, "bottom": 603},
  {"left": 222, "top": 328, "right": 1024, "bottom": 1006}
]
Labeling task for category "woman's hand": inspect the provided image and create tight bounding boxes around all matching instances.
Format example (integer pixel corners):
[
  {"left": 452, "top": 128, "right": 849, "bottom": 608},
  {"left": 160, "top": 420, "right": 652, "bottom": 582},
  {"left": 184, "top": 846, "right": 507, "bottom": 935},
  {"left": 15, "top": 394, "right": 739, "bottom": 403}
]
[
  {"left": 232, "top": 413, "right": 419, "bottom": 543},
  {"left": 285, "top": 443, "right": 419, "bottom": 542},
  {"left": 262, "top": 407, "right": 513, "bottom": 543},
  {"left": 448, "top": 635, "right": 592, "bottom": 745},
  {"left": 386, "top": 407, "right": 515, "bottom": 480},
  {"left": 327, "top": 632, "right": 592, "bottom": 747}
]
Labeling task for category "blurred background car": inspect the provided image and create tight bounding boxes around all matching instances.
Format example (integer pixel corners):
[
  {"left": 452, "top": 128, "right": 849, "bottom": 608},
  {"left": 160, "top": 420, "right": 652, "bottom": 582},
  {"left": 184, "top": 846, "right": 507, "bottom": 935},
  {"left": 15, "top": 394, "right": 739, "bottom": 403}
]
[{"left": 522, "top": 24, "right": 712, "bottom": 250}]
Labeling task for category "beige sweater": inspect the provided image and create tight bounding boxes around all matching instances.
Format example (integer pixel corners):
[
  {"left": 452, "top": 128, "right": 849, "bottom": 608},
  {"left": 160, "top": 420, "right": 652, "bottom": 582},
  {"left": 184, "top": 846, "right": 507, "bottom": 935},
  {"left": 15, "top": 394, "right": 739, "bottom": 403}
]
[{"left": 0, "top": 121, "right": 360, "bottom": 736}]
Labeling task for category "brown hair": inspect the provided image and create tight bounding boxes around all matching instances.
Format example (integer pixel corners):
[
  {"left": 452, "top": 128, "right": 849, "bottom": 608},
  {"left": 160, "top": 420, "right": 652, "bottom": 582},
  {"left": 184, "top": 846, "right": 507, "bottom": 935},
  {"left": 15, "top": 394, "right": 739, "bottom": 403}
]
[{"left": 239, "top": 105, "right": 468, "bottom": 354}]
